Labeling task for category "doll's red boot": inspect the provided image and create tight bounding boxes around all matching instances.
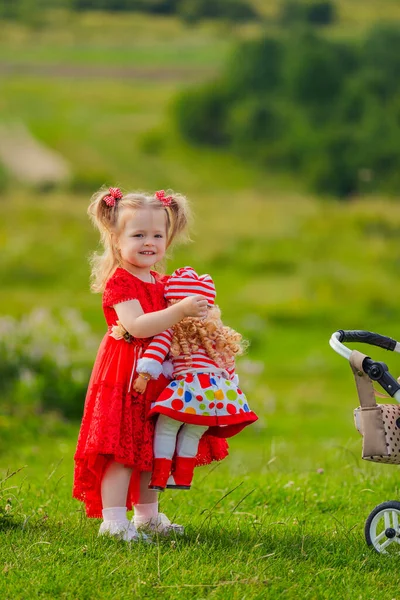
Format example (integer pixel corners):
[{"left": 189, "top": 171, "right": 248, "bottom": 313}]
[
  {"left": 167, "top": 457, "right": 196, "bottom": 490},
  {"left": 149, "top": 458, "right": 172, "bottom": 491}
]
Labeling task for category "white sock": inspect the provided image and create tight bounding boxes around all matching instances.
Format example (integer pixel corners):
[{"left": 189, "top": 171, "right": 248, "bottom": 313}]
[
  {"left": 102, "top": 506, "right": 128, "bottom": 523},
  {"left": 99, "top": 507, "right": 141, "bottom": 542},
  {"left": 134, "top": 502, "right": 159, "bottom": 526}
]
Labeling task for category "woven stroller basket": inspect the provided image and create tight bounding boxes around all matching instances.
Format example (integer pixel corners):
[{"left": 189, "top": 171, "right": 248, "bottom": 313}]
[{"left": 350, "top": 350, "right": 400, "bottom": 464}]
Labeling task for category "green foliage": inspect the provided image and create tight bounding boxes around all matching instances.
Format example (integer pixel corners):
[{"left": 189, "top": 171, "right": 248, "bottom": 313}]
[
  {"left": 175, "top": 24, "right": 400, "bottom": 197},
  {"left": 71, "top": 0, "right": 179, "bottom": 13},
  {"left": 69, "top": 0, "right": 258, "bottom": 21},
  {"left": 0, "top": 309, "right": 97, "bottom": 420},
  {"left": 0, "top": 0, "right": 67, "bottom": 26},
  {"left": 174, "top": 83, "right": 231, "bottom": 145},
  {"left": 179, "top": 0, "right": 259, "bottom": 23},
  {"left": 304, "top": 0, "right": 336, "bottom": 25},
  {"left": 279, "top": 0, "right": 337, "bottom": 27},
  {"left": 226, "top": 37, "right": 283, "bottom": 96}
]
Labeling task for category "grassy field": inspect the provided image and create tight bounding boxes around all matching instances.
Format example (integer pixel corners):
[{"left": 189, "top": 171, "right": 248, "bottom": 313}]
[
  {"left": 2, "top": 7, "right": 400, "bottom": 599},
  {"left": 3, "top": 418, "right": 400, "bottom": 599},
  {"left": 2, "top": 0, "right": 400, "bottom": 68}
]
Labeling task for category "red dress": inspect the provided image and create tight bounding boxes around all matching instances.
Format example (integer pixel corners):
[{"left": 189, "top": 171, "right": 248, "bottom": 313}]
[{"left": 73, "top": 268, "right": 228, "bottom": 518}]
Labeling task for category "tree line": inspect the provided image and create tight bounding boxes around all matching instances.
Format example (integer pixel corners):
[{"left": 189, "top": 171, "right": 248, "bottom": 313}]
[
  {"left": 0, "top": 0, "right": 338, "bottom": 26},
  {"left": 174, "top": 24, "right": 400, "bottom": 198}
]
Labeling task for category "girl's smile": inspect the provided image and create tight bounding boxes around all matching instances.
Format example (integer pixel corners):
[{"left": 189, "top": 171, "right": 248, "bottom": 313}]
[{"left": 117, "top": 208, "right": 167, "bottom": 275}]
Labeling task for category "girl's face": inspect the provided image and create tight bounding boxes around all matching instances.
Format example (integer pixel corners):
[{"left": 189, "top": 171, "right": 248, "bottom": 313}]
[{"left": 117, "top": 207, "right": 167, "bottom": 272}]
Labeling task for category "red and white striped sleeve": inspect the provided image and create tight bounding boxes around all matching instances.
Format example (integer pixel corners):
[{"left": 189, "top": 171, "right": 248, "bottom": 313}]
[{"left": 136, "top": 329, "right": 173, "bottom": 379}]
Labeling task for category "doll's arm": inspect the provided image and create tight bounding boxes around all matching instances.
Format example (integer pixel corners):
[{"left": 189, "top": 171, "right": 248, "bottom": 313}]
[
  {"left": 133, "top": 330, "right": 173, "bottom": 393},
  {"left": 136, "top": 329, "right": 173, "bottom": 379},
  {"left": 132, "top": 372, "right": 152, "bottom": 394}
]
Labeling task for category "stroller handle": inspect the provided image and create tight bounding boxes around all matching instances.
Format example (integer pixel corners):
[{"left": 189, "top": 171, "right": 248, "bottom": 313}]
[
  {"left": 337, "top": 330, "right": 398, "bottom": 351},
  {"left": 329, "top": 330, "right": 400, "bottom": 359},
  {"left": 329, "top": 330, "right": 400, "bottom": 400}
]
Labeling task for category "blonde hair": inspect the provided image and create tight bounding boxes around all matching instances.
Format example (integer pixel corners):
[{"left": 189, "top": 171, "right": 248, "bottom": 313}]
[
  {"left": 170, "top": 304, "right": 247, "bottom": 369},
  {"left": 88, "top": 187, "right": 191, "bottom": 292}
]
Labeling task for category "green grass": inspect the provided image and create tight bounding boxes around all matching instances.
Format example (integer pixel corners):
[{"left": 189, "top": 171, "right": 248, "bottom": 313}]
[
  {"left": 2, "top": 2, "right": 400, "bottom": 70},
  {"left": 0, "top": 12, "right": 235, "bottom": 68},
  {"left": 3, "top": 420, "right": 400, "bottom": 599}
]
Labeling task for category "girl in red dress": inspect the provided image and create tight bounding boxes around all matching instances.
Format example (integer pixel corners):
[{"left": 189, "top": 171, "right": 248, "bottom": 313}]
[{"left": 73, "top": 188, "right": 228, "bottom": 542}]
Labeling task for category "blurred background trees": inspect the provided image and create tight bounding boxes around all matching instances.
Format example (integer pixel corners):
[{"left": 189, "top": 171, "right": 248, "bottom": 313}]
[
  {"left": 2, "top": 0, "right": 399, "bottom": 198},
  {"left": 1, "top": 0, "right": 400, "bottom": 423},
  {"left": 175, "top": 22, "right": 400, "bottom": 198}
]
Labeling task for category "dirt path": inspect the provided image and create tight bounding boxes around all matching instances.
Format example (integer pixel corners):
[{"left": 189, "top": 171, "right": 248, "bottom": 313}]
[
  {"left": 0, "top": 61, "right": 216, "bottom": 82},
  {"left": 0, "top": 123, "right": 70, "bottom": 186}
]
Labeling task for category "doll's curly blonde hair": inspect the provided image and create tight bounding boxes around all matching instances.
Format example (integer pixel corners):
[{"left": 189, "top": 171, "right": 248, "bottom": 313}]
[{"left": 170, "top": 303, "right": 247, "bottom": 369}]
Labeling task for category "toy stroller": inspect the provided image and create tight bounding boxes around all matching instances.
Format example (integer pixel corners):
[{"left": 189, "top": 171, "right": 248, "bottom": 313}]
[{"left": 330, "top": 330, "right": 400, "bottom": 555}]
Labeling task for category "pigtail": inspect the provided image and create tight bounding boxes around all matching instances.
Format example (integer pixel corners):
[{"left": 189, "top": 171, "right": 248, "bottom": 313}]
[
  {"left": 87, "top": 187, "right": 122, "bottom": 293},
  {"left": 87, "top": 187, "right": 119, "bottom": 232},
  {"left": 164, "top": 190, "right": 192, "bottom": 247}
]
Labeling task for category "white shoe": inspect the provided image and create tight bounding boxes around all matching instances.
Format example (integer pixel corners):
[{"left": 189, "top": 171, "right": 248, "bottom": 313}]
[
  {"left": 135, "top": 513, "right": 184, "bottom": 536},
  {"left": 98, "top": 520, "right": 152, "bottom": 543}
]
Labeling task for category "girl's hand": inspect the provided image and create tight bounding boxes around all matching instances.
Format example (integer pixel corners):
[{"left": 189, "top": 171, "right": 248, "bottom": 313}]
[
  {"left": 179, "top": 295, "right": 208, "bottom": 319},
  {"left": 133, "top": 375, "right": 149, "bottom": 394}
]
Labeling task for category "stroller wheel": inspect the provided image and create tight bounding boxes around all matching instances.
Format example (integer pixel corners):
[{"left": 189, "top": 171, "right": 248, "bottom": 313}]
[{"left": 365, "top": 501, "right": 400, "bottom": 554}]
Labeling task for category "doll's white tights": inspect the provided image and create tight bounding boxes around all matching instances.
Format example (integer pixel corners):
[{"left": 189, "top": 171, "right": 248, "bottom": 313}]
[
  {"left": 154, "top": 415, "right": 208, "bottom": 486},
  {"left": 154, "top": 414, "right": 208, "bottom": 459}
]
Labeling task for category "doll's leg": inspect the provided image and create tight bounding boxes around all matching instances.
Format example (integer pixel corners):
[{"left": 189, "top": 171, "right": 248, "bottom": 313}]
[
  {"left": 99, "top": 461, "right": 145, "bottom": 542},
  {"left": 176, "top": 423, "right": 209, "bottom": 458},
  {"left": 154, "top": 414, "right": 182, "bottom": 458},
  {"left": 168, "top": 424, "right": 208, "bottom": 489},
  {"left": 149, "top": 415, "right": 182, "bottom": 491}
]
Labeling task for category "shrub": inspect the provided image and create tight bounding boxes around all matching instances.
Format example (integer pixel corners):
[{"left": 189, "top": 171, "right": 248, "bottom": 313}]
[
  {"left": 179, "top": 0, "right": 258, "bottom": 23},
  {"left": 279, "top": 0, "right": 336, "bottom": 27},
  {"left": 278, "top": 0, "right": 305, "bottom": 26},
  {"left": 0, "top": 309, "right": 98, "bottom": 420},
  {"left": 71, "top": 0, "right": 178, "bottom": 13},
  {"left": 225, "top": 37, "right": 283, "bottom": 96},
  {"left": 174, "top": 83, "right": 231, "bottom": 146},
  {"left": 362, "top": 24, "right": 400, "bottom": 100},
  {"left": 304, "top": 129, "right": 359, "bottom": 197},
  {"left": 174, "top": 24, "right": 400, "bottom": 197},
  {"left": 283, "top": 32, "right": 353, "bottom": 122},
  {"left": 304, "top": 1, "right": 336, "bottom": 25}
]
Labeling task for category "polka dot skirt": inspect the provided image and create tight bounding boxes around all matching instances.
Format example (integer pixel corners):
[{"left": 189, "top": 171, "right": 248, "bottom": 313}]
[{"left": 148, "top": 372, "right": 258, "bottom": 437}]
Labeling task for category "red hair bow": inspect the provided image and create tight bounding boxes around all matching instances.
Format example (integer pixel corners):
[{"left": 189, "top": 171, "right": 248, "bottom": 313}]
[
  {"left": 155, "top": 190, "right": 173, "bottom": 207},
  {"left": 103, "top": 187, "right": 123, "bottom": 207}
]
